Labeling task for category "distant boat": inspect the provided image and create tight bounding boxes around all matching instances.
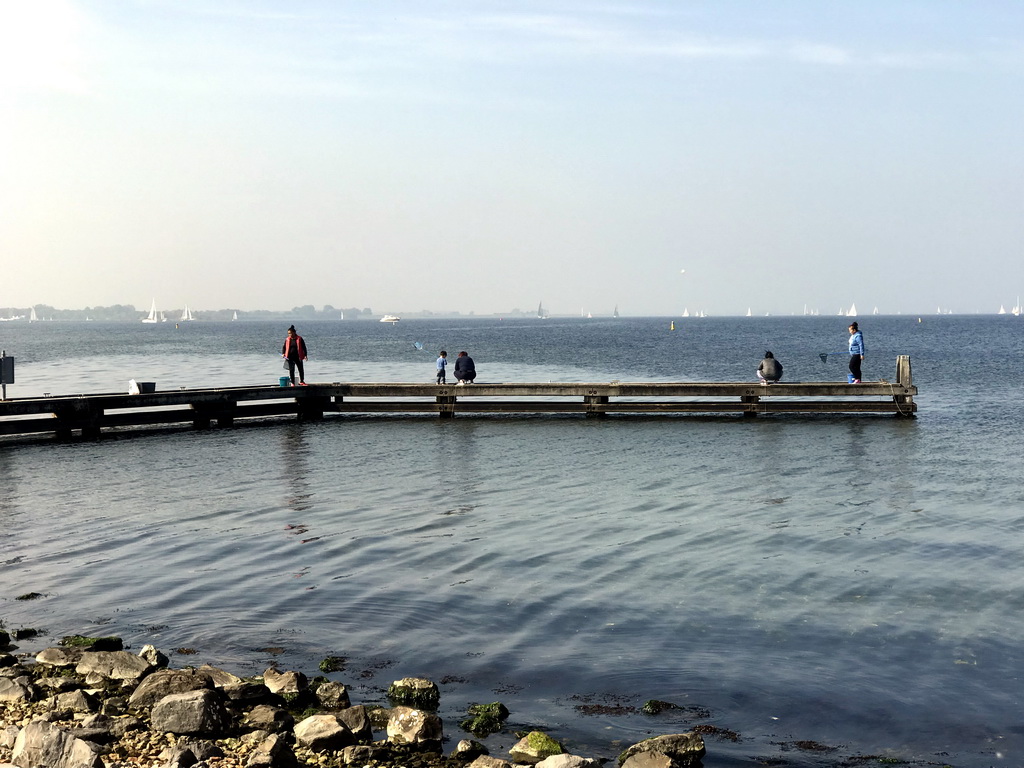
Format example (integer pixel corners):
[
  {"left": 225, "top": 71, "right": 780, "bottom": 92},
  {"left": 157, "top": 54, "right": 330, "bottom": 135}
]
[
  {"left": 232, "top": 311, "right": 238, "bottom": 321},
  {"left": 1013, "top": 297, "right": 1021, "bottom": 317},
  {"left": 29, "top": 307, "right": 38, "bottom": 323},
  {"left": 142, "top": 299, "right": 165, "bottom": 323},
  {"left": 180, "top": 305, "right": 194, "bottom": 322},
  {"left": 846, "top": 303, "right": 858, "bottom": 317},
  {"left": 998, "top": 305, "right": 1006, "bottom": 315},
  {"left": 681, "top": 308, "right": 689, "bottom": 318},
  {"left": 537, "top": 301, "right": 548, "bottom": 319},
  {"left": 612, "top": 305, "right": 619, "bottom": 319},
  {"left": 746, "top": 308, "right": 752, "bottom": 317},
  {"left": 872, "top": 306, "right": 879, "bottom": 315},
  {"left": 380, "top": 314, "right": 401, "bottom": 324}
]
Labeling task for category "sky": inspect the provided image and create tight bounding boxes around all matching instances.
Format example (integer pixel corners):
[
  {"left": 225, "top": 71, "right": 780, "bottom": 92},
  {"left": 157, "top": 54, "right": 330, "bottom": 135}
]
[{"left": 1, "top": 1, "right": 1022, "bottom": 317}]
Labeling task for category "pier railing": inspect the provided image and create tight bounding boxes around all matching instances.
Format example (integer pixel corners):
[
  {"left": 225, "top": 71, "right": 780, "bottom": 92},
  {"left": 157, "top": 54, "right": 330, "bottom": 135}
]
[{"left": 0, "top": 356, "right": 916, "bottom": 441}]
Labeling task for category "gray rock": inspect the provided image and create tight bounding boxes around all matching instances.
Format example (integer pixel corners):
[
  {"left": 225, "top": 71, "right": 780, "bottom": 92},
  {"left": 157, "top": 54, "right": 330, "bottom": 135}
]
[
  {"left": 37, "top": 676, "right": 83, "bottom": 693},
  {"left": 241, "top": 705, "right": 294, "bottom": 734},
  {"left": 1, "top": 725, "right": 19, "bottom": 749},
  {"left": 386, "top": 706, "right": 443, "bottom": 745},
  {"left": 222, "top": 681, "right": 277, "bottom": 706},
  {"left": 246, "top": 733, "right": 298, "bottom": 768},
  {"left": 78, "top": 713, "right": 144, "bottom": 741},
  {"left": 11, "top": 719, "right": 103, "bottom": 768},
  {"left": 261, "top": 668, "right": 307, "bottom": 695},
  {"left": 100, "top": 696, "right": 128, "bottom": 716},
  {"left": 537, "top": 755, "right": 601, "bottom": 768},
  {"left": 75, "top": 651, "right": 153, "bottom": 683},
  {"left": 128, "top": 668, "right": 212, "bottom": 709},
  {"left": 509, "top": 732, "right": 564, "bottom": 765},
  {"left": 196, "top": 664, "right": 241, "bottom": 688},
  {"left": 0, "top": 677, "right": 36, "bottom": 702},
  {"left": 35, "top": 648, "right": 84, "bottom": 668},
  {"left": 453, "top": 739, "right": 489, "bottom": 759},
  {"left": 315, "top": 680, "right": 350, "bottom": 710},
  {"left": 336, "top": 704, "right": 372, "bottom": 742},
  {"left": 340, "top": 745, "right": 376, "bottom": 765},
  {"left": 618, "top": 733, "right": 706, "bottom": 768},
  {"left": 137, "top": 644, "right": 169, "bottom": 669},
  {"left": 468, "top": 756, "right": 513, "bottom": 768},
  {"left": 151, "top": 689, "right": 229, "bottom": 735},
  {"left": 293, "top": 714, "right": 354, "bottom": 752},
  {"left": 53, "top": 689, "right": 98, "bottom": 714},
  {"left": 387, "top": 677, "right": 440, "bottom": 710}
]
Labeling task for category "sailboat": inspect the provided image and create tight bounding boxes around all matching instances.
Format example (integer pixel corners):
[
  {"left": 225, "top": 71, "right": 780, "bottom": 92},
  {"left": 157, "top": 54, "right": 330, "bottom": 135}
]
[
  {"left": 179, "top": 305, "right": 194, "bottom": 322},
  {"left": 1013, "top": 298, "right": 1021, "bottom": 317},
  {"left": 681, "top": 308, "right": 689, "bottom": 318},
  {"left": 998, "top": 305, "right": 1006, "bottom": 315},
  {"left": 142, "top": 299, "right": 165, "bottom": 323},
  {"left": 846, "top": 303, "right": 858, "bottom": 317},
  {"left": 746, "top": 308, "right": 752, "bottom": 317},
  {"left": 612, "top": 305, "right": 619, "bottom": 319},
  {"left": 29, "top": 307, "right": 38, "bottom": 323},
  {"left": 232, "top": 311, "right": 238, "bottom": 321},
  {"left": 537, "top": 301, "right": 548, "bottom": 319}
]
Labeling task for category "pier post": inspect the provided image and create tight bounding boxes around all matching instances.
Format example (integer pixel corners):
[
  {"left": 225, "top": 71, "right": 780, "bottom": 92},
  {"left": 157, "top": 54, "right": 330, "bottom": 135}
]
[
  {"left": 297, "top": 395, "right": 329, "bottom": 422},
  {"left": 436, "top": 393, "right": 456, "bottom": 418},
  {"left": 894, "top": 355, "right": 915, "bottom": 417},
  {"left": 740, "top": 394, "right": 760, "bottom": 416},
  {"left": 584, "top": 392, "right": 608, "bottom": 418}
]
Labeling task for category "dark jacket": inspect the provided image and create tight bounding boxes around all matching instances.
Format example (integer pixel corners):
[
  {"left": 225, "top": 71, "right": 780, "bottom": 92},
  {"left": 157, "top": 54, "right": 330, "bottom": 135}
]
[
  {"left": 454, "top": 355, "right": 476, "bottom": 380},
  {"left": 282, "top": 335, "right": 307, "bottom": 362},
  {"left": 758, "top": 355, "right": 783, "bottom": 381}
]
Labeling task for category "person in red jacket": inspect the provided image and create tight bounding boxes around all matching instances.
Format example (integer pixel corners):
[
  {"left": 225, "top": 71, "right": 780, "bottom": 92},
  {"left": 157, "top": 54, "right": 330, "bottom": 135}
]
[{"left": 282, "top": 325, "right": 308, "bottom": 386}]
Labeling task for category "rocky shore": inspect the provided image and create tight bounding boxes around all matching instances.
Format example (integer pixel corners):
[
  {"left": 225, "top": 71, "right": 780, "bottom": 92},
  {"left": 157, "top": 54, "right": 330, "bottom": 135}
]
[{"left": 0, "top": 634, "right": 705, "bottom": 768}]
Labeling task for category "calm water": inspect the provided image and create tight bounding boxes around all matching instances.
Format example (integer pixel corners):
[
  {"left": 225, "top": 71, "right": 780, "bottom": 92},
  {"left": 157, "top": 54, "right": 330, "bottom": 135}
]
[{"left": 2, "top": 316, "right": 1023, "bottom": 767}]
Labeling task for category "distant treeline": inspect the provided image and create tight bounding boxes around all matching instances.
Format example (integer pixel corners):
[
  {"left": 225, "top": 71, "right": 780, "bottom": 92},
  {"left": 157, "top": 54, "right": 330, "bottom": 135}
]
[{"left": 5, "top": 304, "right": 375, "bottom": 322}]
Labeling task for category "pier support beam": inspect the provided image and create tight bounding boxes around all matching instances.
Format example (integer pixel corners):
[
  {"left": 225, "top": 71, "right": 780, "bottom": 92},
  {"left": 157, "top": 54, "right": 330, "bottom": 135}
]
[
  {"left": 584, "top": 393, "right": 608, "bottom": 418},
  {"left": 436, "top": 394, "right": 456, "bottom": 418}
]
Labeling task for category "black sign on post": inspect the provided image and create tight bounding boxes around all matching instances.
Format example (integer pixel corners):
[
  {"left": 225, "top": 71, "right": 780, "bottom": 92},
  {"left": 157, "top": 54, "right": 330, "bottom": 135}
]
[{"left": 1, "top": 351, "right": 14, "bottom": 401}]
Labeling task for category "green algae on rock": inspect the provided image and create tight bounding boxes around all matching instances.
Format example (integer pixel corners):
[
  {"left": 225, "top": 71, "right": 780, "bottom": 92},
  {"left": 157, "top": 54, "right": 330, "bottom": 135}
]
[{"left": 459, "top": 701, "right": 510, "bottom": 737}]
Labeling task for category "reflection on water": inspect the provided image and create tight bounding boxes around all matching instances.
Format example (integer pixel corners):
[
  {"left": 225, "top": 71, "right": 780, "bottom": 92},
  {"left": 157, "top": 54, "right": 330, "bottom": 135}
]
[{"left": 2, "top": 317, "right": 1024, "bottom": 766}]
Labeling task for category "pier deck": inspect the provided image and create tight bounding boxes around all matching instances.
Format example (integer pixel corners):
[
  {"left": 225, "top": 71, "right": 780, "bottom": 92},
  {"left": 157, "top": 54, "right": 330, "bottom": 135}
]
[{"left": 0, "top": 357, "right": 917, "bottom": 441}]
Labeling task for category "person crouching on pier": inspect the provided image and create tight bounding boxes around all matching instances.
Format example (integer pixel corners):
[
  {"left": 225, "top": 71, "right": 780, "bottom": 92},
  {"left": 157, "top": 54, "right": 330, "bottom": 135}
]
[
  {"left": 282, "top": 325, "right": 308, "bottom": 386},
  {"left": 454, "top": 351, "right": 476, "bottom": 385},
  {"left": 757, "top": 351, "right": 783, "bottom": 385}
]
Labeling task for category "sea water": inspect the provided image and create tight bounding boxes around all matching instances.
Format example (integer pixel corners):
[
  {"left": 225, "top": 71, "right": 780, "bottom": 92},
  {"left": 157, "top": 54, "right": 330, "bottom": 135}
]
[{"left": 2, "top": 316, "right": 1024, "bottom": 767}]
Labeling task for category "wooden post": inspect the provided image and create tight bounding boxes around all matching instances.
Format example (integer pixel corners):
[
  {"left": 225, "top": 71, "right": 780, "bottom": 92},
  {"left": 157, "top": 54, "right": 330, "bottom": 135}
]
[
  {"left": 297, "top": 395, "right": 329, "bottom": 422},
  {"left": 741, "top": 394, "right": 760, "bottom": 416},
  {"left": 894, "top": 355, "right": 915, "bottom": 417},
  {"left": 584, "top": 391, "right": 608, "bottom": 418},
  {"left": 436, "top": 393, "right": 456, "bottom": 418}
]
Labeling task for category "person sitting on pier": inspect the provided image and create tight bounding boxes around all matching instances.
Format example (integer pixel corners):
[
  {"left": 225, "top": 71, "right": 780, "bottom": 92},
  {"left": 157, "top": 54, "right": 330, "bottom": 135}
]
[
  {"left": 454, "top": 351, "right": 476, "bottom": 385},
  {"left": 282, "top": 325, "right": 308, "bottom": 386},
  {"left": 757, "top": 350, "right": 783, "bottom": 385}
]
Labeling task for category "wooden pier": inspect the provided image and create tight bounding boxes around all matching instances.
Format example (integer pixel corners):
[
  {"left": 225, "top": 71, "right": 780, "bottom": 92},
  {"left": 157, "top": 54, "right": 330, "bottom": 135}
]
[{"left": 0, "top": 356, "right": 916, "bottom": 441}]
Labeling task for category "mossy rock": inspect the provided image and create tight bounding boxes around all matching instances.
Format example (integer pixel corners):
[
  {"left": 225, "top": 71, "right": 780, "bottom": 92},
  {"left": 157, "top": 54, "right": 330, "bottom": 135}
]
[
  {"left": 460, "top": 701, "right": 510, "bottom": 737},
  {"left": 642, "top": 699, "right": 681, "bottom": 715},
  {"left": 318, "top": 655, "right": 346, "bottom": 673},
  {"left": 510, "top": 730, "right": 564, "bottom": 763},
  {"left": 387, "top": 677, "right": 440, "bottom": 710},
  {"left": 60, "top": 635, "right": 123, "bottom": 651}
]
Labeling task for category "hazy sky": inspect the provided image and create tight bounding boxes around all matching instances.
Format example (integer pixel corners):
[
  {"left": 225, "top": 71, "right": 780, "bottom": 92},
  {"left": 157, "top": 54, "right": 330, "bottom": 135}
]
[{"left": 2, "top": 1, "right": 1022, "bottom": 316}]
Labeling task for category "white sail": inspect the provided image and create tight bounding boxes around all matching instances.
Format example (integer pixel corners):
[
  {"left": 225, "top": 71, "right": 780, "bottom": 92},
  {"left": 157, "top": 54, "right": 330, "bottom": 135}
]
[
  {"left": 142, "top": 299, "right": 159, "bottom": 323},
  {"left": 847, "top": 303, "right": 858, "bottom": 317},
  {"left": 232, "top": 311, "right": 238, "bottom": 321},
  {"left": 29, "top": 307, "right": 37, "bottom": 322},
  {"left": 180, "top": 305, "right": 193, "bottom": 321}
]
